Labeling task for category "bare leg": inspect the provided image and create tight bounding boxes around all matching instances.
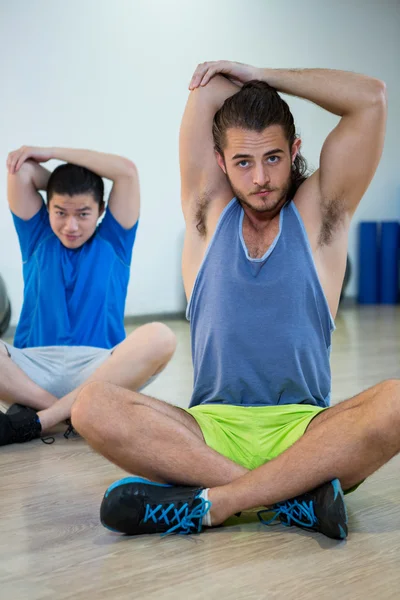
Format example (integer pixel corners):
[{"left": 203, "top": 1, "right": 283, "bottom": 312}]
[
  {"left": 72, "top": 382, "right": 248, "bottom": 486},
  {"left": 38, "top": 323, "right": 177, "bottom": 432},
  {"left": 73, "top": 378, "right": 400, "bottom": 525},
  {"left": 0, "top": 343, "right": 57, "bottom": 410},
  {"left": 208, "top": 379, "right": 400, "bottom": 525}
]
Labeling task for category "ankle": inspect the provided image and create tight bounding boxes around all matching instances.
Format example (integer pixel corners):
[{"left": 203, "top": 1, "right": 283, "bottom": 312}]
[
  {"left": 36, "top": 410, "right": 50, "bottom": 433},
  {"left": 208, "top": 486, "right": 234, "bottom": 526}
]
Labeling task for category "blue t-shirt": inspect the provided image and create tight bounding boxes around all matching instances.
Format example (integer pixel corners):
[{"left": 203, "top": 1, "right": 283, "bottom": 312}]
[{"left": 12, "top": 203, "right": 138, "bottom": 349}]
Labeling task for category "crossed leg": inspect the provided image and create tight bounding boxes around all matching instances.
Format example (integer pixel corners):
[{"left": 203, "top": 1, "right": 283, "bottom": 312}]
[
  {"left": 71, "top": 378, "right": 400, "bottom": 524},
  {"left": 1, "top": 323, "right": 176, "bottom": 434}
]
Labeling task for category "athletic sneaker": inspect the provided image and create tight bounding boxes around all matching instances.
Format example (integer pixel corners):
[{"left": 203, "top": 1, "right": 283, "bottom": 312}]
[
  {"left": 6, "top": 403, "right": 36, "bottom": 416},
  {"left": 100, "top": 477, "right": 211, "bottom": 536},
  {"left": 257, "top": 479, "right": 348, "bottom": 540},
  {"left": 0, "top": 406, "right": 42, "bottom": 446}
]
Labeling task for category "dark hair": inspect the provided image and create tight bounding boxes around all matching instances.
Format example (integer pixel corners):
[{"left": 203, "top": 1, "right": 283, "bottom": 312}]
[
  {"left": 47, "top": 163, "right": 104, "bottom": 205},
  {"left": 213, "top": 80, "right": 310, "bottom": 197}
]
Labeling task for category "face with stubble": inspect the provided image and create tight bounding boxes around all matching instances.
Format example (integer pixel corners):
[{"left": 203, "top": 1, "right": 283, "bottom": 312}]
[{"left": 216, "top": 124, "right": 301, "bottom": 217}]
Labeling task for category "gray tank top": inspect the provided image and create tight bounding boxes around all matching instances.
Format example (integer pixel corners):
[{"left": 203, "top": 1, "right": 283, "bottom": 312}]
[{"left": 187, "top": 198, "right": 334, "bottom": 408}]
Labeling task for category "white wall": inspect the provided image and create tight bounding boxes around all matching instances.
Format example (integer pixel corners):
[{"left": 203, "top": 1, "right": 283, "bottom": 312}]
[{"left": 0, "top": 0, "right": 399, "bottom": 325}]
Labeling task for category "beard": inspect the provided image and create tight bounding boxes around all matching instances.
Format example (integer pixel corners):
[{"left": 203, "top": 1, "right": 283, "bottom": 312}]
[{"left": 227, "top": 174, "right": 292, "bottom": 214}]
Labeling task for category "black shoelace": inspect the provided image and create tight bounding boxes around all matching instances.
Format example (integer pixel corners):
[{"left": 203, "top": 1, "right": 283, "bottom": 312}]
[
  {"left": 39, "top": 419, "right": 78, "bottom": 444},
  {"left": 63, "top": 419, "right": 78, "bottom": 439},
  {"left": 41, "top": 435, "right": 55, "bottom": 444}
]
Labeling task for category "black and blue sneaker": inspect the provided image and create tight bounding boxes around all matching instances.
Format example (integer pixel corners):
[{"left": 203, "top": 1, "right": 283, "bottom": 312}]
[
  {"left": 100, "top": 477, "right": 211, "bottom": 536},
  {"left": 257, "top": 479, "right": 348, "bottom": 540}
]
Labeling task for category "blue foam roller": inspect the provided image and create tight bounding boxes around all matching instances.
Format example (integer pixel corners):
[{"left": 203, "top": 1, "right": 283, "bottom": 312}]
[
  {"left": 379, "top": 221, "right": 399, "bottom": 304},
  {"left": 358, "top": 222, "right": 379, "bottom": 304}
]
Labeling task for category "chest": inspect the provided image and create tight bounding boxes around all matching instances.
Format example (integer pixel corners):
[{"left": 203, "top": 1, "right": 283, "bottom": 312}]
[{"left": 242, "top": 218, "right": 280, "bottom": 259}]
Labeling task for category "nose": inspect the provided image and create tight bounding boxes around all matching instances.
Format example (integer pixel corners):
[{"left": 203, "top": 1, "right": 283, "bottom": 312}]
[
  {"left": 65, "top": 217, "right": 79, "bottom": 233},
  {"left": 252, "top": 163, "right": 270, "bottom": 188}
]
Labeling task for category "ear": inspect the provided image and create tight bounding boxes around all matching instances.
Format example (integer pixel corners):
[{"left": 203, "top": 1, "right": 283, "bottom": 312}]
[
  {"left": 291, "top": 138, "right": 302, "bottom": 163},
  {"left": 215, "top": 151, "right": 227, "bottom": 174}
]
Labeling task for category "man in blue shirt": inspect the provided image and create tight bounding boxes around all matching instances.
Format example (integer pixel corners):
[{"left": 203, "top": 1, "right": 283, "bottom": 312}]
[{"left": 0, "top": 145, "right": 176, "bottom": 445}]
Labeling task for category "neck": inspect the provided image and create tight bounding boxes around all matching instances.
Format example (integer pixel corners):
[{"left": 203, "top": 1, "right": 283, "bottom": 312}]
[{"left": 240, "top": 197, "right": 287, "bottom": 232}]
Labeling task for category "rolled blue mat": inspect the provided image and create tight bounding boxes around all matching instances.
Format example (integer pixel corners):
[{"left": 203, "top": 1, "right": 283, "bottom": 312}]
[
  {"left": 379, "top": 221, "right": 399, "bottom": 304},
  {"left": 358, "top": 222, "right": 379, "bottom": 304}
]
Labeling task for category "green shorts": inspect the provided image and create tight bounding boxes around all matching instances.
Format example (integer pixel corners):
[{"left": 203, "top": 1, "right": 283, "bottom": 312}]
[{"left": 186, "top": 403, "right": 325, "bottom": 470}]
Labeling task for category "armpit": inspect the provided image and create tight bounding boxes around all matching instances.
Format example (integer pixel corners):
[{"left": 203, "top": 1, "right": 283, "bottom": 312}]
[
  {"left": 318, "top": 195, "right": 346, "bottom": 246},
  {"left": 194, "top": 191, "right": 212, "bottom": 237}
]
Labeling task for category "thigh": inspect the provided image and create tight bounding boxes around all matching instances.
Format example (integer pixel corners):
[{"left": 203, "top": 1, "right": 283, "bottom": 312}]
[
  {"left": 1, "top": 342, "right": 67, "bottom": 397},
  {"left": 72, "top": 344, "right": 160, "bottom": 392},
  {"left": 134, "top": 392, "right": 204, "bottom": 439},
  {"left": 85, "top": 381, "right": 204, "bottom": 439},
  {"left": 66, "top": 346, "right": 112, "bottom": 388},
  {"left": 0, "top": 340, "right": 10, "bottom": 356},
  {"left": 306, "top": 381, "right": 388, "bottom": 433}
]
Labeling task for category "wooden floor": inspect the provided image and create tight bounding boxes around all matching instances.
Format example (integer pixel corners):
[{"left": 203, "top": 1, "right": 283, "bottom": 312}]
[{"left": 1, "top": 306, "right": 400, "bottom": 600}]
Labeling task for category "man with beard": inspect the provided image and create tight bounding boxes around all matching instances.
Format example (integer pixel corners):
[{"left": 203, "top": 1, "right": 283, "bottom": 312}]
[{"left": 71, "top": 61, "right": 392, "bottom": 541}]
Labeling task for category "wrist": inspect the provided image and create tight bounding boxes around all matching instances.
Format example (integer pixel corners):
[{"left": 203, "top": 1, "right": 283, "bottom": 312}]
[
  {"left": 258, "top": 68, "right": 274, "bottom": 84},
  {"left": 47, "top": 147, "right": 57, "bottom": 160}
]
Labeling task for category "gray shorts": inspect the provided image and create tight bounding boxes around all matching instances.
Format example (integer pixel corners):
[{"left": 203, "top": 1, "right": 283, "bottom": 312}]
[{"left": 1, "top": 342, "right": 155, "bottom": 399}]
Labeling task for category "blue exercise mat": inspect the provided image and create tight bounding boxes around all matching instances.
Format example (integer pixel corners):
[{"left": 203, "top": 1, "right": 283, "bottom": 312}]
[{"left": 379, "top": 221, "right": 399, "bottom": 304}]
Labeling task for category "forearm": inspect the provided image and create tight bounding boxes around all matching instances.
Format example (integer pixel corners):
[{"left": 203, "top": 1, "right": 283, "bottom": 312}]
[
  {"left": 29, "top": 161, "right": 51, "bottom": 191},
  {"left": 259, "top": 68, "right": 386, "bottom": 116},
  {"left": 48, "top": 148, "right": 136, "bottom": 181}
]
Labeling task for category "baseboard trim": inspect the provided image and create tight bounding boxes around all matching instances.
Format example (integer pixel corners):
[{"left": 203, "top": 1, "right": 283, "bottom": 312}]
[{"left": 123, "top": 312, "right": 187, "bottom": 325}]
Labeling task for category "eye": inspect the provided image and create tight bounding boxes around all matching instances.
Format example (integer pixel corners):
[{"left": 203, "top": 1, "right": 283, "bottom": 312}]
[
  {"left": 56, "top": 211, "right": 65, "bottom": 216},
  {"left": 267, "top": 156, "right": 280, "bottom": 164},
  {"left": 80, "top": 213, "right": 89, "bottom": 218},
  {"left": 237, "top": 160, "right": 249, "bottom": 168}
]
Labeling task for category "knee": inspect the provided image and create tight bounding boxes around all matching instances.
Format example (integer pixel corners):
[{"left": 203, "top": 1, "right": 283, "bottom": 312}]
[
  {"left": 380, "top": 378, "right": 400, "bottom": 392},
  {"left": 375, "top": 379, "right": 400, "bottom": 403},
  {"left": 149, "top": 322, "right": 177, "bottom": 362},
  {"left": 371, "top": 378, "right": 400, "bottom": 428},
  {"left": 71, "top": 381, "right": 112, "bottom": 436},
  {"left": 132, "top": 322, "right": 177, "bottom": 364}
]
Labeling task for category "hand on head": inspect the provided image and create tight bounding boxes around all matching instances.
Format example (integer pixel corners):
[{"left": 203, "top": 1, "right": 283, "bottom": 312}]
[
  {"left": 6, "top": 146, "right": 53, "bottom": 174},
  {"left": 189, "top": 60, "right": 261, "bottom": 91}
]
